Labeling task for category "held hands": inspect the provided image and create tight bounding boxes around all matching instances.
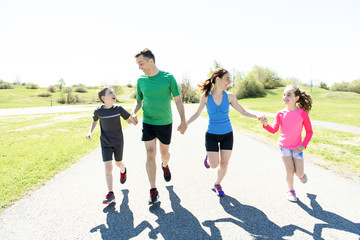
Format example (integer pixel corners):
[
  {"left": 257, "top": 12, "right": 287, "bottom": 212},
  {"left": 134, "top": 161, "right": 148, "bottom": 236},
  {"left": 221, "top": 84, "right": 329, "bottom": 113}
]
[
  {"left": 129, "top": 114, "right": 138, "bottom": 125},
  {"left": 177, "top": 121, "right": 187, "bottom": 134},
  {"left": 258, "top": 115, "right": 268, "bottom": 126},
  {"left": 294, "top": 145, "right": 305, "bottom": 154}
]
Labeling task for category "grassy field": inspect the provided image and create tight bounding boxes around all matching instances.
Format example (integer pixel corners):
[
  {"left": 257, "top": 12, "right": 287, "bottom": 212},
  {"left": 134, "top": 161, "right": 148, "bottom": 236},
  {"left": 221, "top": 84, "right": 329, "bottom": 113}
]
[
  {"left": 237, "top": 87, "right": 360, "bottom": 127},
  {"left": 229, "top": 110, "right": 359, "bottom": 178},
  {"left": 0, "top": 85, "right": 135, "bottom": 109},
  {"left": 0, "top": 108, "right": 140, "bottom": 212}
]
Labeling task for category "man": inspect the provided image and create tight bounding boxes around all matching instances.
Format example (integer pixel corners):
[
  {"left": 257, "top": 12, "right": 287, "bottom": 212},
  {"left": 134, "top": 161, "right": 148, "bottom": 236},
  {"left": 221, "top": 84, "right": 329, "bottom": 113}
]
[{"left": 131, "top": 48, "right": 187, "bottom": 204}]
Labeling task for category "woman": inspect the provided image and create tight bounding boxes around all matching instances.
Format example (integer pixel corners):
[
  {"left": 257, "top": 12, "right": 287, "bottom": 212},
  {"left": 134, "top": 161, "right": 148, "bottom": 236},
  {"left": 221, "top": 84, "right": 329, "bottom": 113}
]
[{"left": 187, "top": 68, "right": 259, "bottom": 196}]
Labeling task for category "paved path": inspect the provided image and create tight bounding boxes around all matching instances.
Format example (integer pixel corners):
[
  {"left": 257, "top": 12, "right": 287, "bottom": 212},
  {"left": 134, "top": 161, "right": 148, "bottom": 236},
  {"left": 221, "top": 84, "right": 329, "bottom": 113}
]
[
  {"left": 1, "top": 104, "right": 360, "bottom": 135},
  {"left": 0, "top": 107, "right": 360, "bottom": 239}
]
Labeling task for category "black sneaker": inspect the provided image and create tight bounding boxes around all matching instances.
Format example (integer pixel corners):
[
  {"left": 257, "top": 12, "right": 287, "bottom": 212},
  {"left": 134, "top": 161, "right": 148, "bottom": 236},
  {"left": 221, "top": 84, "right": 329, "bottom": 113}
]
[
  {"left": 148, "top": 188, "right": 159, "bottom": 204},
  {"left": 120, "top": 168, "right": 127, "bottom": 184},
  {"left": 103, "top": 192, "right": 116, "bottom": 204},
  {"left": 162, "top": 164, "right": 171, "bottom": 182}
]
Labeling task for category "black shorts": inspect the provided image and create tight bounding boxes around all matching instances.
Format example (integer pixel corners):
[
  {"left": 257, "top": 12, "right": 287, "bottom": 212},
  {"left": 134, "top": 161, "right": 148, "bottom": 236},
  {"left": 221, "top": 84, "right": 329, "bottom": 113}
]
[
  {"left": 101, "top": 143, "right": 124, "bottom": 162},
  {"left": 205, "top": 131, "right": 234, "bottom": 152},
  {"left": 142, "top": 122, "right": 172, "bottom": 145}
]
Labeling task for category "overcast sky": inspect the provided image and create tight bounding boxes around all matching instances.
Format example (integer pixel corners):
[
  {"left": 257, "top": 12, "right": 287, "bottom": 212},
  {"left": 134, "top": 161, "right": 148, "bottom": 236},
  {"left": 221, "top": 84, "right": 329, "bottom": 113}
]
[{"left": 1, "top": 0, "right": 359, "bottom": 87}]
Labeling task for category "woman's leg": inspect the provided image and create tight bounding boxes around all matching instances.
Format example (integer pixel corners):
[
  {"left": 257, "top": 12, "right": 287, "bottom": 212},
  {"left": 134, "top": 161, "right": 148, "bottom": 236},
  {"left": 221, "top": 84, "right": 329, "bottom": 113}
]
[
  {"left": 216, "top": 150, "right": 232, "bottom": 184},
  {"left": 207, "top": 151, "right": 220, "bottom": 168}
]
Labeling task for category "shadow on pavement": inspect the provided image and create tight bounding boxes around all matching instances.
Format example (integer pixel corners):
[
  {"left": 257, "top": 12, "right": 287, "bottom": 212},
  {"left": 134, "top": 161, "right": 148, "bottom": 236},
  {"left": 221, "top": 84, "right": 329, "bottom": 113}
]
[
  {"left": 148, "top": 186, "right": 215, "bottom": 239},
  {"left": 202, "top": 194, "right": 314, "bottom": 240},
  {"left": 297, "top": 193, "right": 360, "bottom": 239},
  {"left": 90, "top": 189, "right": 153, "bottom": 239}
]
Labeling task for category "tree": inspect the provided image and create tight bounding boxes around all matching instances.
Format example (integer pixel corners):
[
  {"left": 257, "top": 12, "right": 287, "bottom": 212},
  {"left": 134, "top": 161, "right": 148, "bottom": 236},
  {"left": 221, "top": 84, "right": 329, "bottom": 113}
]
[
  {"left": 178, "top": 73, "right": 199, "bottom": 103},
  {"left": 207, "top": 60, "right": 222, "bottom": 78},
  {"left": 250, "top": 65, "right": 284, "bottom": 89},
  {"left": 234, "top": 71, "right": 266, "bottom": 99},
  {"left": 58, "top": 78, "right": 65, "bottom": 91}
]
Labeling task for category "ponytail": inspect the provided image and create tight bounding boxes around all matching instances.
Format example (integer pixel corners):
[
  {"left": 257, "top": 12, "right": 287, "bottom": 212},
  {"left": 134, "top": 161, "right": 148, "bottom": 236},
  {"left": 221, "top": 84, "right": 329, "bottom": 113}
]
[
  {"left": 198, "top": 78, "right": 213, "bottom": 97},
  {"left": 198, "top": 68, "right": 229, "bottom": 97},
  {"left": 295, "top": 88, "right": 312, "bottom": 113}
]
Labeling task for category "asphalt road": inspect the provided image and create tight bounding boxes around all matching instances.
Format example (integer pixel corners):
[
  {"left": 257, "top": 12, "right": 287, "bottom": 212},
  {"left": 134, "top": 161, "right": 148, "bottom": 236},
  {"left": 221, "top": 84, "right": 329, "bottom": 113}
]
[{"left": 0, "top": 106, "right": 359, "bottom": 240}]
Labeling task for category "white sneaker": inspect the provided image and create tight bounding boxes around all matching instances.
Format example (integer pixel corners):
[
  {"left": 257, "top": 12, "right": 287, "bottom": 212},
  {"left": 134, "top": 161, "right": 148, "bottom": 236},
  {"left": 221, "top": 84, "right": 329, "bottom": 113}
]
[
  {"left": 300, "top": 174, "right": 308, "bottom": 184},
  {"left": 287, "top": 190, "right": 298, "bottom": 202}
]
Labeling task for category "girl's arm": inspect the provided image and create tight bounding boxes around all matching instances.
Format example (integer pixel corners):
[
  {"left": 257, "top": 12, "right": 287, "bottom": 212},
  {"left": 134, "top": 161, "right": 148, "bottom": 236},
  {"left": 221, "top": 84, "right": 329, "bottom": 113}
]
[
  {"left": 186, "top": 94, "right": 207, "bottom": 125},
  {"left": 300, "top": 111, "right": 313, "bottom": 148},
  {"left": 263, "top": 113, "right": 280, "bottom": 134},
  {"left": 228, "top": 92, "right": 258, "bottom": 119}
]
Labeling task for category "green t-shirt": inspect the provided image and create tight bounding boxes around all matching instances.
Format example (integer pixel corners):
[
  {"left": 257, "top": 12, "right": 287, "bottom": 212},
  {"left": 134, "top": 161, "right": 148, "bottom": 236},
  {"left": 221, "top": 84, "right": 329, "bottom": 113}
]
[{"left": 136, "top": 70, "right": 180, "bottom": 125}]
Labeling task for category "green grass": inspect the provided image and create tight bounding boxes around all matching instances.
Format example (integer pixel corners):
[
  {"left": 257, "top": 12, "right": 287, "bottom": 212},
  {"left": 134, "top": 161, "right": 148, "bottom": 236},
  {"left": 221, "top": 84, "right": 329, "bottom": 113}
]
[
  {"left": 0, "top": 108, "right": 140, "bottom": 211},
  {"left": 199, "top": 109, "right": 360, "bottom": 181},
  {"left": 228, "top": 110, "right": 360, "bottom": 180},
  {"left": 0, "top": 85, "right": 135, "bottom": 109},
  {"left": 238, "top": 87, "right": 360, "bottom": 127}
]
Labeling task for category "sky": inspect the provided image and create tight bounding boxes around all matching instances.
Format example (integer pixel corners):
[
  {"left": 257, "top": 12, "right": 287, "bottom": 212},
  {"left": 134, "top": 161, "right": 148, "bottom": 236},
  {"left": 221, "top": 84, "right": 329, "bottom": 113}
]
[{"left": 0, "top": 0, "right": 359, "bottom": 88}]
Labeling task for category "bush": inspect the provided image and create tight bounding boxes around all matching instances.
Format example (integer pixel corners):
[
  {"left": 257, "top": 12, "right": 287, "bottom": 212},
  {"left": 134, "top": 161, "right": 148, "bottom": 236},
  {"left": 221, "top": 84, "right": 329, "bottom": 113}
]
[
  {"left": 127, "top": 83, "right": 133, "bottom": 88},
  {"left": 74, "top": 86, "right": 88, "bottom": 93},
  {"left": 38, "top": 92, "right": 51, "bottom": 97},
  {"left": 235, "top": 72, "right": 266, "bottom": 99},
  {"left": 26, "top": 83, "right": 40, "bottom": 89},
  {"left": 319, "top": 82, "right": 329, "bottom": 90},
  {"left": 0, "top": 80, "right": 14, "bottom": 89},
  {"left": 331, "top": 82, "right": 350, "bottom": 92},
  {"left": 48, "top": 85, "right": 57, "bottom": 93},
  {"left": 57, "top": 96, "right": 66, "bottom": 104},
  {"left": 250, "top": 65, "right": 284, "bottom": 89},
  {"left": 112, "top": 85, "right": 124, "bottom": 96},
  {"left": 349, "top": 79, "right": 360, "bottom": 94}
]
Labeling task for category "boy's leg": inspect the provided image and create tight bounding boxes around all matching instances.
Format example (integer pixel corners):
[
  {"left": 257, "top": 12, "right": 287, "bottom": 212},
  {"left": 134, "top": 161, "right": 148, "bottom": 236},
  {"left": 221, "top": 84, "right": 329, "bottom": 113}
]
[
  {"left": 104, "top": 161, "right": 114, "bottom": 192},
  {"left": 145, "top": 139, "right": 157, "bottom": 189},
  {"left": 113, "top": 144, "right": 125, "bottom": 173}
]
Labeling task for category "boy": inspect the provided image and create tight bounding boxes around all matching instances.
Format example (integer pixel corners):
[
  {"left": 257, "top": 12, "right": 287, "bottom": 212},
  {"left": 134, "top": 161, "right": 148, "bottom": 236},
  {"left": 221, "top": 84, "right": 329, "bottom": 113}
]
[{"left": 86, "top": 86, "right": 135, "bottom": 204}]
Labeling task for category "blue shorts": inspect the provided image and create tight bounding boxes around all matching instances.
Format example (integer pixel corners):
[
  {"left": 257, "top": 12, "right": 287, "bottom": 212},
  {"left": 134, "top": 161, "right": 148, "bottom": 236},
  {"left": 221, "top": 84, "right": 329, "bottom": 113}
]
[{"left": 279, "top": 146, "right": 303, "bottom": 160}]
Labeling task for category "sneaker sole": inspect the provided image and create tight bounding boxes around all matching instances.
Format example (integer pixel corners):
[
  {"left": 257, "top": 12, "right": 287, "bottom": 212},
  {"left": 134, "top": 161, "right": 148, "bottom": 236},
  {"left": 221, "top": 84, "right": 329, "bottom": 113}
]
[
  {"left": 103, "top": 199, "right": 116, "bottom": 204},
  {"left": 212, "top": 188, "right": 224, "bottom": 197},
  {"left": 148, "top": 198, "right": 159, "bottom": 205}
]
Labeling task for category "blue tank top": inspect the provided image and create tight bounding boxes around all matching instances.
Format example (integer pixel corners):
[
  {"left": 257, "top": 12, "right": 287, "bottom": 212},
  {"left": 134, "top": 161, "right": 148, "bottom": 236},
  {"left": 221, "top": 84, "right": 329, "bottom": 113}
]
[{"left": 206, "top": 90, "right": 233, "bottom": 134}]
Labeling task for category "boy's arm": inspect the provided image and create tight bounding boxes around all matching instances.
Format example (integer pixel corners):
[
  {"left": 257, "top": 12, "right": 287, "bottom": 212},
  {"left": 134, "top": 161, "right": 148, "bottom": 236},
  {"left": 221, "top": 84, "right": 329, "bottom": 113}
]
[{"left": 86, "top": 120, "right": 98, "bottom": 140}]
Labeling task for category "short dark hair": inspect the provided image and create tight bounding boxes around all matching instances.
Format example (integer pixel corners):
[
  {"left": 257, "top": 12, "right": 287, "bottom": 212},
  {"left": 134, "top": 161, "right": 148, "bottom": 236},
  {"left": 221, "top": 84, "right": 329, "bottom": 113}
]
[
  {"left": 98, "top": 86, "right": 111, "bottom": 103},
  {"left": 134, "top": 48, "right": 155, "bottom": 63}
]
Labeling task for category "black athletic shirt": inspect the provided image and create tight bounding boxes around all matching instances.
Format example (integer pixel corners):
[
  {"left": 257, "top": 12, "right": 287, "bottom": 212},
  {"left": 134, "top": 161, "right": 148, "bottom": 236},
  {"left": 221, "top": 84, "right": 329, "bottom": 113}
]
[{"left": 93, "top": 105, "right": 130, "bottom": 147}]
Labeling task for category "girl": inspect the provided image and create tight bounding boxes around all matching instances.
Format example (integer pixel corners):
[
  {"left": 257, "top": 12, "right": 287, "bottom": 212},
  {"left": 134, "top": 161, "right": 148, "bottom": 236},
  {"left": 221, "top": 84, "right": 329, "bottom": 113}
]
[
  {"left": 187, "top": 68, "right": 259, "bottom": 197},
  {"left": 259, "top": 85, "right": 313, "bottom": 202}
]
